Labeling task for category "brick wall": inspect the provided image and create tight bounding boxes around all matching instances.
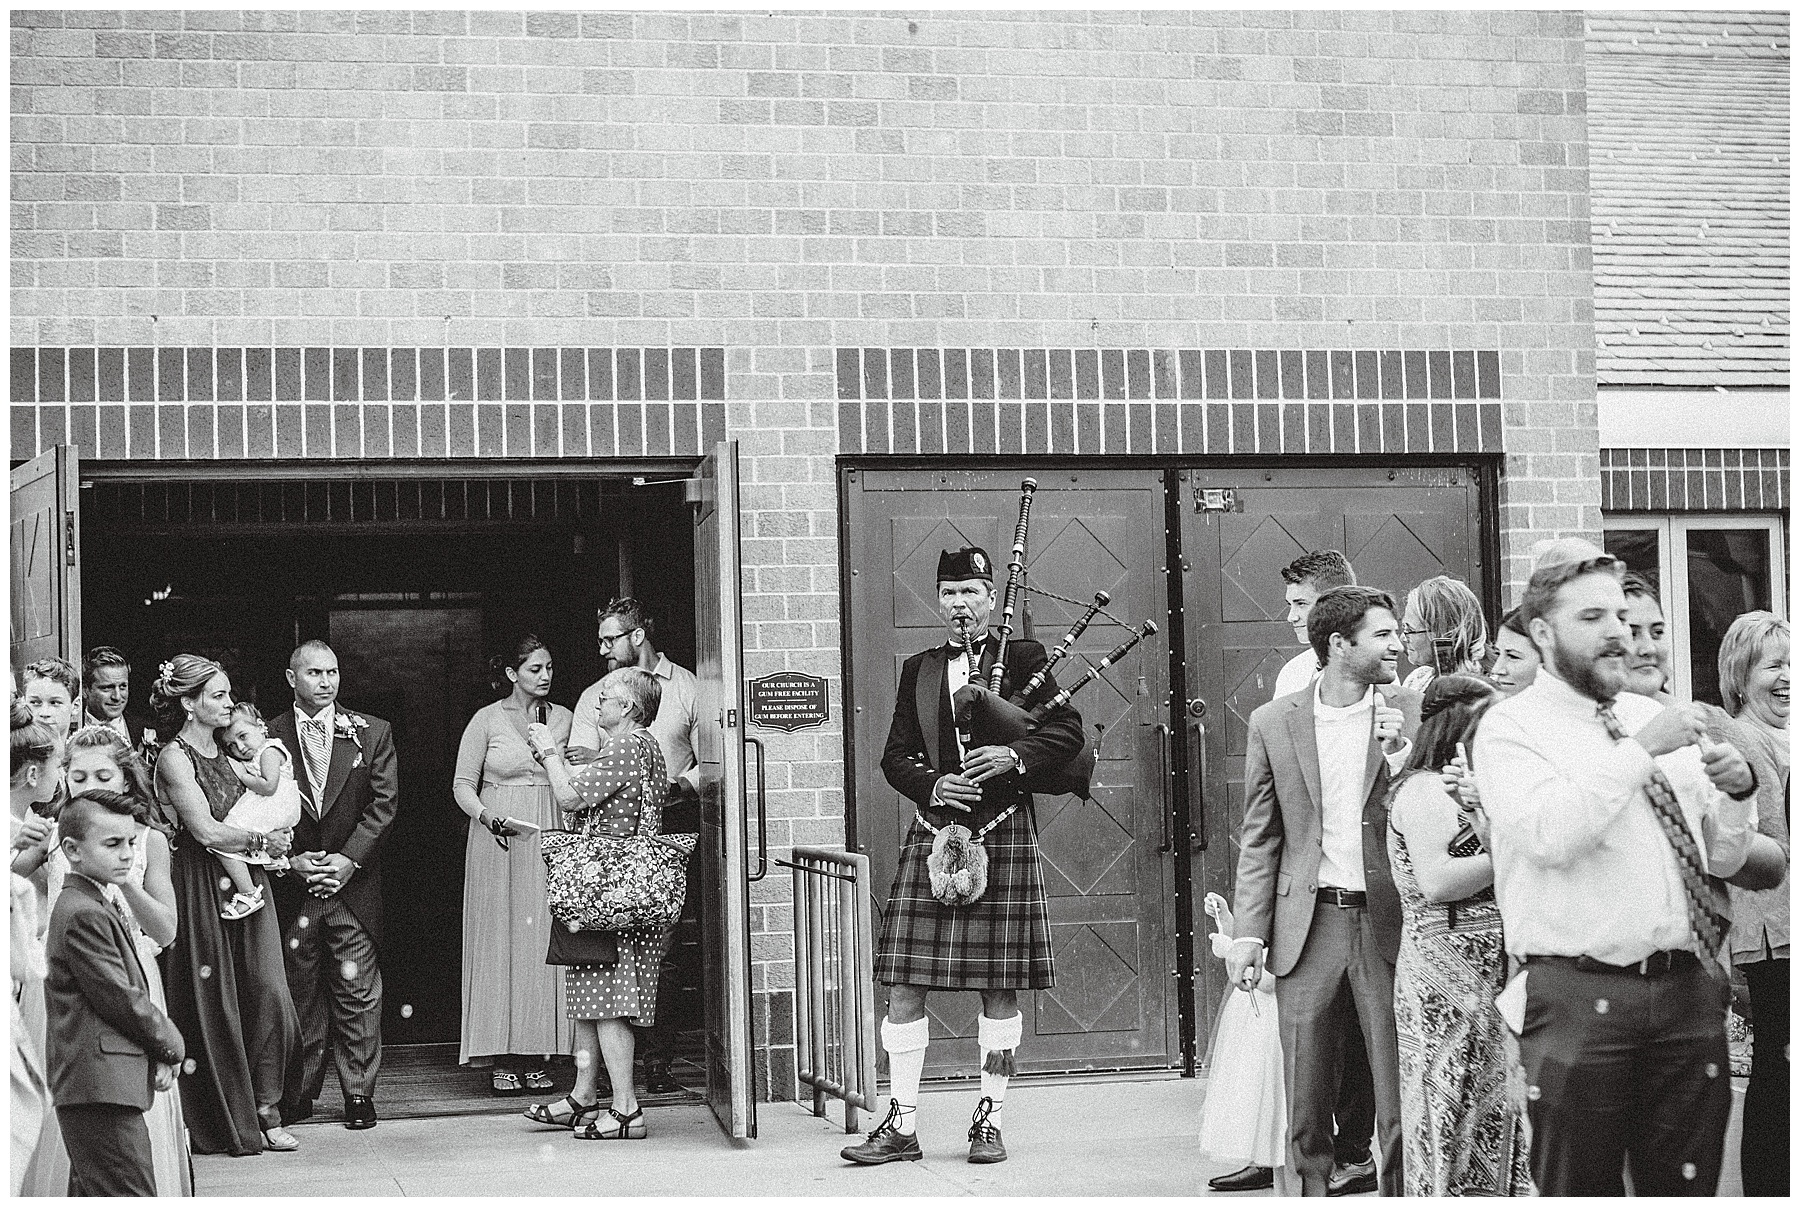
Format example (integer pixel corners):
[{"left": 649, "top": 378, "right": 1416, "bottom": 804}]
[{"left": 14, "top": 9, "right": 1601, "bottom": 1095}]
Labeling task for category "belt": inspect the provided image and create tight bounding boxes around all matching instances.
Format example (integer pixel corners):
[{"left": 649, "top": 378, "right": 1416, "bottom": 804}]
[
  {"left": 1528, "top": 950, "right": 1699, "bottom": 978},
  {"left": 1316, "top": 887, "right": 1367, "bottom": 908}
]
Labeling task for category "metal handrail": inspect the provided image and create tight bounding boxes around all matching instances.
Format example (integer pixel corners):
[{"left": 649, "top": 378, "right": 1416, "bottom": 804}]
[{"left": 779, "top": 846, "right": 877, "bottom": 1133}]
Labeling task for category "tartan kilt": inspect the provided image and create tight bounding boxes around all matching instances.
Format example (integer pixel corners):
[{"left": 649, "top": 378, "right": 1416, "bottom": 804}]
[{"left": 874, "top": 802, "right": 1054, "bottom": 991}]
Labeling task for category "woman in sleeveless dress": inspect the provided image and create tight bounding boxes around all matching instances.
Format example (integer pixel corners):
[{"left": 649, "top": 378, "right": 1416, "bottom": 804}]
[
  {"left": 61, "top": 724, "right": 193, "bottom": 1195},
  {"left": 452, "top": 636, "right": 575, "bottom": 1092},
  {"left": 1385, "top": 674, "right": 1531, "bottom": 1197},
  {"left": 150, "top": 655, "right": 303, "bottom": 1156}
]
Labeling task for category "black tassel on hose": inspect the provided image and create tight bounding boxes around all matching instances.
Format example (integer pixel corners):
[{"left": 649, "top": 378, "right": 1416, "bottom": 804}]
[{"left": 982, "top": 1048, "right": 1016, "bottom": 1077}]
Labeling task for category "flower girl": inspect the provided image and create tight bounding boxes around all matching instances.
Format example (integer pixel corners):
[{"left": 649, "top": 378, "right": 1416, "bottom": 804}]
[
  {"left": 212, "top": 703, "right": 305, "bottom": 920},
  {"left": 1198, "top": 891, "right": 1286, "bottom": 1181}
]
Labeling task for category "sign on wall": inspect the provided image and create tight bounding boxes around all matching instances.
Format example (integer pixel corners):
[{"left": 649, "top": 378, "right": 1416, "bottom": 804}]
[{"left": 746, "top": 671, "right": 829, "bottom": 732}]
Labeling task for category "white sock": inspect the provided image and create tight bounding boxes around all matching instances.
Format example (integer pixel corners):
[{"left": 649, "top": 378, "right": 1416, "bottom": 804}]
[
  {"left": 977, "top": 1012, "right": 1023, "bottom": 1124},
  {"left": 881, "top": 1016, "right": 929, "bottom": 1135}
]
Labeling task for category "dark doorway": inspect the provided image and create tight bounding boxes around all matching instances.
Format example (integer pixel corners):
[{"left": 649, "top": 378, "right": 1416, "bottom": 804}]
[{"left": 81, "top": 473, "right": 698, "bottom": 1048}]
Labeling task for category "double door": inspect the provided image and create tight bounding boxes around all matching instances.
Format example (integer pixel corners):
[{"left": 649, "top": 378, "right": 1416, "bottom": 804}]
[{"left": 844, "top": 464, "right": 1485, "bottom": 1075}]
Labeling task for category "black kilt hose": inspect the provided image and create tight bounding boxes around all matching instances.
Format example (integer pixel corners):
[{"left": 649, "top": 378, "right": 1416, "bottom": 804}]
[{"left": 875, "top": 636, "right": 1086, "bottom": 992}]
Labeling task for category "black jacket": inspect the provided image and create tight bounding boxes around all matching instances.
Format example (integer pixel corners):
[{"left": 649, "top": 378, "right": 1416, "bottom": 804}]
[{"left": 881, "top": 636, "right": 1086, "bottom": 830}]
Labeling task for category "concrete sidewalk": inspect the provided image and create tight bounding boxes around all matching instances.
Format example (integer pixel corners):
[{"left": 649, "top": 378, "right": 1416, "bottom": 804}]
[{"left": 193, "top": 1073, "right": 1748, "bottom": 1197}]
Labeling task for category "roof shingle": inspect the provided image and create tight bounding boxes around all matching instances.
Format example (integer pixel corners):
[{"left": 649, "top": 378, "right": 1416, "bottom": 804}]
[{"left": 1587, "top": 10, "right": 1789, "bottom": 387}]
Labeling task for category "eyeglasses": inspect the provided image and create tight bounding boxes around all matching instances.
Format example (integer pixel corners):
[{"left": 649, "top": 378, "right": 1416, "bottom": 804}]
[{"left": 598, "top": 631, "right": 632, "bottom": 646}]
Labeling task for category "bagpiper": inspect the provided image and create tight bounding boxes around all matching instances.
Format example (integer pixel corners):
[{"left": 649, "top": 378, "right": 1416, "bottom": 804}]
[{"left": 841, "top": 545, "right": 1085, "bottom": 1167}]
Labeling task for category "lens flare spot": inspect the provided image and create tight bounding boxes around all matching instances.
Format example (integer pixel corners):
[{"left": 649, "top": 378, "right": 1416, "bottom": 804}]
[
  {"left": 400, "top": 1004, "right": 414, "bottom": 1019},
  {"left": 199, "top": 965, "right": 213, "bottom": 980},
  {"left": 1682, "top": 1163, "right": 1697, "bottom": 1181},
  {"left": 297, "top": 915, "right": 310, "bottom": 929},
  {"left": 1705, "top": 1062, "right": 1719, "bottom": 1079},
  {"left": 1526, "top": 1085, "right": 1541, "bottom": 1101},
  {"left": 340, "top": 960, "right": 359, "bottom": 981},
  {"left": 219, "top": 877, "right": 234, "bottom": 893},
  {"left": 182, "top": 1058, "right": 197, "bottom": 1075},
  {"left": 289, "top": 938, "right": 300, "bottom": 950},
  {"left": 1594, "top": 998, "right": 1609, "bottom": 1014}
]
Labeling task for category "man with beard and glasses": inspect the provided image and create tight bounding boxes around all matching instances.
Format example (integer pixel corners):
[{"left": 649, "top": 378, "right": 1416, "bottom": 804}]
[{"left": 1473, "top": 554, "right": 1762, "bottom": 1195}]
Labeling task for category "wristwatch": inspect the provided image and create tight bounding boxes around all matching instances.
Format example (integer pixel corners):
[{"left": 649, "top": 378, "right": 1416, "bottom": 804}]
[{"left": 1728, "top": 767, "right": 1760, "bottom": 802}]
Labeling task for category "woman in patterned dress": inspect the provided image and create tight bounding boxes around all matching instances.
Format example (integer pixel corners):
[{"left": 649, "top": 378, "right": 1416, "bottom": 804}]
[
  {"left": 523, "top": 666, "right": 667, "bottom": 1141},
  {"left": 1385, "top": 674, "right": 1532, "bottom": 1197}
]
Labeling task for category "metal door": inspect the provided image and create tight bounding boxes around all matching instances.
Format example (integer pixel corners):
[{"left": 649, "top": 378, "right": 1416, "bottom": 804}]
[
  {"left": 10, "top": 445, "right": 82, "bottom": 674},
  {"left": 1177, "top": 467, "right": 1483, "bottom": 1048},
  {"left": 844, "top": 467, "right": 1176, "bottom": 1075},
  {"left": 692, "top": 441, "right": 756, "bottom": 1138}
]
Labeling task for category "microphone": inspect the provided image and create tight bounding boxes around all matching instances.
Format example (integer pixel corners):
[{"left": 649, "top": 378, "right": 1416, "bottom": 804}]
[{"left": 536, "top": 701, "right": 548, "bottom": 726}]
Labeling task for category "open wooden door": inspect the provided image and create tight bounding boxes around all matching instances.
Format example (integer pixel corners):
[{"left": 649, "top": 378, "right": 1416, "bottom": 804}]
[
  {"left": 691, "top": 440, "right": 757, "bottom": 1139},
  {"left": 10, "top": 445, "right": 82, "bottom": 675}
]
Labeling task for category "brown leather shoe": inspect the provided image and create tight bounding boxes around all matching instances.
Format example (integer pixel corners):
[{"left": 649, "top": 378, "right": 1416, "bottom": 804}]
[
  {"left": 840, "top": 1101, "right": 924, "bottom": 1165},
  {"left": 967, "top": 1096, "right": 1007, "bottom": 1164}
]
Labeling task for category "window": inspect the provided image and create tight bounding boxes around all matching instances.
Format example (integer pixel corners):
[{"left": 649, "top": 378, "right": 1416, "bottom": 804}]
[{"left": 1602, "top": 515, "right": 1788, "bottom": 704}]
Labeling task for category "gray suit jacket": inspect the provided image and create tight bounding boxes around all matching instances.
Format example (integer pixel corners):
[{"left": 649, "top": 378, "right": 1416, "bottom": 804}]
[
  {"left": 45, "top": 874, "right": 186, "bottom": 1111},
  {"left": 1233, "top": 682, "right": 1422, "bottom": 977}
]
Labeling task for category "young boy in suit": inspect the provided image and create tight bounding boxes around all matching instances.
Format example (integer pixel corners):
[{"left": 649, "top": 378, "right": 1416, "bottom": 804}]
[{"left": 45, "top": 791, "right": 186, "bottom": 1197}]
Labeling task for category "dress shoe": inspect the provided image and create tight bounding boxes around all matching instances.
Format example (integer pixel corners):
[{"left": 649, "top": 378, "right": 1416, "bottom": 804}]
[
  {"left": 966, "top": 1096, "right": 1007, "bottom": 1165},
  {"left": 642, "top": 1059, "right": 682, "bottom": 1096},
  {"left": 279, "top": 1100, "right": 313, "bottom": 1127},
  {"left": 1208, "top": 1165, "right": 1275, "bottom": 1192},
  {"left": 344, "top": 1095, "right": 377, "bottom": 1131},
  {"left": 840, "top": 1102, "right": 924, "bottom": 1165},
  {"left": 1328, "top": 1159, "right": 1377, "bottom": 1196}
]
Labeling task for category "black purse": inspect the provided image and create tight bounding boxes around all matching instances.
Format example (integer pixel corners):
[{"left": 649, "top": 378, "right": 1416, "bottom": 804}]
[{"left": 545, "top": 919, "right": 619, "bottom": 967}]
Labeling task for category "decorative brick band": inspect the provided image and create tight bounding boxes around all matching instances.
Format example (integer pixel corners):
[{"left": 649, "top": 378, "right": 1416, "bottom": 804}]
[
  {"left": 1600, "top": 447, "right": 1789, "bottom": 513},
  {"left": 9, "top": 346, "right": 725, "bottom": 460},
  {"left": 835, "top": 347, "right": 1502, "bottom": 455}
]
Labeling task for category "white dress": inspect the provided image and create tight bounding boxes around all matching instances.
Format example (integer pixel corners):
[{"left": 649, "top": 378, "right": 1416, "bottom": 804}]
[
  {"left": 1197, "top": 931, "right": 1287, "bottom": 1168},
  {"left": 218, "top": 740, "right": 305, "bottom": 863},
  {"left": 43, "top": 826, "right": 194, "bottom": 1196}
]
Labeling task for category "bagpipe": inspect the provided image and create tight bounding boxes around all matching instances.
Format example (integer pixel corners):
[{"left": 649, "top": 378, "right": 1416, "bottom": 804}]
[{"left": 950, "top": 477, "right": 1158, "bottom": 802}]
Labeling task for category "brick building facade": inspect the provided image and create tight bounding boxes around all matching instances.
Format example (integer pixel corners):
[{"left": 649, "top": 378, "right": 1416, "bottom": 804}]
[{"left": 10, "top": 9, "right": 1656, "bottom": 1116}]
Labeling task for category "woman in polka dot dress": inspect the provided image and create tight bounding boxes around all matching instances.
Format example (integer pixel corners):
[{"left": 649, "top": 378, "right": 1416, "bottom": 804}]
[{"left": 524, "top": 666, "right": 668, "bottom": 1141}]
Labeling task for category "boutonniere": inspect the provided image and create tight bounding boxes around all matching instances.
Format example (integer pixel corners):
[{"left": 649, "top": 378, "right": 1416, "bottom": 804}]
[{"left": 333, "top": 711, "right": 369, "bottom": 752}]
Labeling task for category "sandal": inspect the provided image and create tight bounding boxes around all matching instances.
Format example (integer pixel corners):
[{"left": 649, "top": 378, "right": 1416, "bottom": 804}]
[
  {"left": 491, "top": 1070, "right": 523, "bottom": 1096},
  {"left": 262, "top": 1126, "right": 300, "bottom": 1152},
  {"left": 523, "top": 1068, "right": 555, "bottom": 1092},
  {"left": 574, "top": 1107, "right": 646, "bottom": 1141},
  {"left": 524, "top": 1094, "right": 600, "bottom": 1129},
  {"left": 221, "top": 890, "right": 265, "bottom": 921}
]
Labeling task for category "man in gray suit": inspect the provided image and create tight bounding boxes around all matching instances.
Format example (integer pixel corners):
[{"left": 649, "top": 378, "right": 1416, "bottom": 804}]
[{"left": 1226, "top": 586, "right": 1421, "bottom": 1196}]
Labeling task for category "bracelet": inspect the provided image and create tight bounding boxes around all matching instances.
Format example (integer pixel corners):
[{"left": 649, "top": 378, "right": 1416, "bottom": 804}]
[
  {"left": 246, "top": 831, "right": 265, "bottom": 858},
  {"left": 1728, "top": 767, "right": 1759, "bottom": 802}
]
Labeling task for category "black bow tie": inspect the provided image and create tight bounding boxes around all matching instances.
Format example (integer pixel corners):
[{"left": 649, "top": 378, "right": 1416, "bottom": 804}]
[{"left": 947, "top": 635, "right": 988, "bottom": 656}]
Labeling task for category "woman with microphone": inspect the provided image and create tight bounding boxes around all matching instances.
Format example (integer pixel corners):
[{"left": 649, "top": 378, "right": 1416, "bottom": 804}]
[{"left": 453, "top": 635, "right": 574, "bottom": 1096}]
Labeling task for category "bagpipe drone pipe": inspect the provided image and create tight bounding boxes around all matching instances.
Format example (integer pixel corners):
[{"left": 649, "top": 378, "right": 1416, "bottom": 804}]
[{"left": 950, "top": 478, "right": 1159, "bottom": 801}]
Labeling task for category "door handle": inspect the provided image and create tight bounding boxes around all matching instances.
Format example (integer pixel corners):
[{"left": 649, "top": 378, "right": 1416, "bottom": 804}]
[
  {"left": 1153, "top": 723, "right": 1173, "bottom": 854},
  {"left": 745, "top": 734, "right": 768, "bottom": 882},
  {"left": 1187, "top": 714, "right": 1208, "bottom": 852}
]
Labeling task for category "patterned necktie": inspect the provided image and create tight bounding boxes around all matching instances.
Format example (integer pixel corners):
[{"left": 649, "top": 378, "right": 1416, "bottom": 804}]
[
  {"left": 302, "top": 716, "right": 331, "bottom": 815},
  {"left": 1596, "top": 703, "right": 1728, "bottom": 960}
]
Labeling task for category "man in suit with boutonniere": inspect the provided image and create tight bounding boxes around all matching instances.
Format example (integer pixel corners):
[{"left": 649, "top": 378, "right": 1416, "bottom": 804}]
[{"left": 267, "top": 640, "right": 399, "bottom": 1133}]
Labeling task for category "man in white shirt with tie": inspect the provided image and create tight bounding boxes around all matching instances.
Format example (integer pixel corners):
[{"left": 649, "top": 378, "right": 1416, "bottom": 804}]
[{"left": 1474, "top": 552, "right": 1759, "bottom": 1195}]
